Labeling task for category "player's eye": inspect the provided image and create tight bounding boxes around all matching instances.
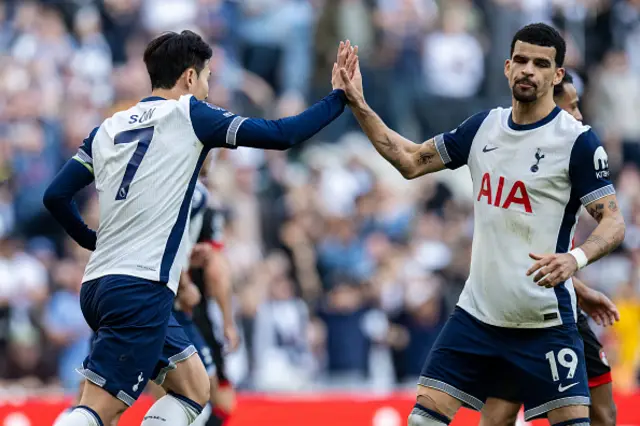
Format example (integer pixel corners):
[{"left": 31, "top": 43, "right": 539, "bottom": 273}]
[{"left": 535, "top": 60, "right": 551, "bottom": 68}]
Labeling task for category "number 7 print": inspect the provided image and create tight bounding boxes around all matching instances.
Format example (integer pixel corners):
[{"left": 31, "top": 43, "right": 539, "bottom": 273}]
[{"left": 114, "top": 127, "right": 155, "bottom": 200}]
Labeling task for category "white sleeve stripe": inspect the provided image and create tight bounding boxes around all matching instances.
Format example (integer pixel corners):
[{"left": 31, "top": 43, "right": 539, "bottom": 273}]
[
  {"left": 76, "top": 148, "right": 93, "bottom": 164},
  {"left": 225, "top": 116, "right": 247, "bottom": 146},
  {"left": 434, "top": 134, "right": 451, "bottom": 165},
  {"left": 580, "top": 184, "right": 615, "bottom": 205}
]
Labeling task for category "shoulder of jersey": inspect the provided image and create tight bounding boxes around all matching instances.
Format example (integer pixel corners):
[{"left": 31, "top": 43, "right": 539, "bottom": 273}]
[{"left": 555, "top": 109, "right": 591, "bottom": 139}]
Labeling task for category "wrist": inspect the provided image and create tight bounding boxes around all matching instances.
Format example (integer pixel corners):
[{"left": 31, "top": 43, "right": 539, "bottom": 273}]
[{"left": 569, "top": 248, "right": 588, "bottom": 270}]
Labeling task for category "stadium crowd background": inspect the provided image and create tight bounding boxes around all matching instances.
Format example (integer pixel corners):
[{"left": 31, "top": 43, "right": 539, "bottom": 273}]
[{"left": 0, "top": 0, "right": 639, "bottom": 398}]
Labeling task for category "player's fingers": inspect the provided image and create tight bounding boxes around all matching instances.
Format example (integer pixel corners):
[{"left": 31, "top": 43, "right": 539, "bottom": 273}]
[
  {"left": 340, "top": 40, "right": 351, "bottom": 66},
  {"left": 339, "top": 68, "right": 352, "bottom": 89},
  {"left": 526, "top": 257, "right": 552, "bottom": 276},
  {"left": 346, "top": 53, "right": 357, "bottom": 76},
  {"left": 606, "top": 312, "right": 616, "bottom": 327},
  {"left": 529, "top": 252, "right": 544, "bottom": 261},
  {"left": 592, "top": 312, "right": 603, "bottom": 326},
  {"left": 533, "top": 262, "right": 556, "bottom": 282},
  {"left": 541, "top": 271, "right": 561, "bottom": 288}
]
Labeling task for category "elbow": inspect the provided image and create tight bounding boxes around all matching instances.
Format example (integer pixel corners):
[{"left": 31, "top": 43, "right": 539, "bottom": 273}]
[
  {"left": 42, "top": 185, "right": 59, "bottom": 211},
  {"left": 399, "top": 167, "right": 421, "bottom": 180}
]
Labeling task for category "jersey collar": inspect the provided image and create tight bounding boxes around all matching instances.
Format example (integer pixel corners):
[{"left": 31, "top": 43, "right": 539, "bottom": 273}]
[
  {"left": 508, "top": 106, "right": 561, "bottom": 131},
  {"left": 140, "top": 96, "right": 166, "bottom": 102}
]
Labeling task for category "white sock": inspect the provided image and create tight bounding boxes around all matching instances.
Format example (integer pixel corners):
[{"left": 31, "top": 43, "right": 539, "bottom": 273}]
[
  {"left": 190, "top": 403, "right": 211, "bottom": 426},
  {"left": 141, "top": 394, "right": 202, "bottom": 426},
  {"left": 54, "top": 407, "right": 102, "bottom": 426}
]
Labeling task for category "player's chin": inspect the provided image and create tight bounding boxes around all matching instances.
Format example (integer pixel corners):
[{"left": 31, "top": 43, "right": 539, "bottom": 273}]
[{"left": 512, "top": 88, "right": 538, "bottom": 103}]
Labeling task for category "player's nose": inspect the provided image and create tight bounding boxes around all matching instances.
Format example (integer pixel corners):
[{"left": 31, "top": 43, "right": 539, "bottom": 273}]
[{"left": 522, "top": 61, "right": 536, "bottom": 75}]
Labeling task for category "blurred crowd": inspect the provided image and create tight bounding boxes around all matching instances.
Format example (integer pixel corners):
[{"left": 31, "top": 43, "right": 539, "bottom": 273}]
[{"left": 0, "top": 0, "right": 640, "bottom": 396}]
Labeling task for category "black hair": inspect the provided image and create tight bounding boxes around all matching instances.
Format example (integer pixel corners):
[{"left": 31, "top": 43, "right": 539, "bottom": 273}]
[
  {"left": 143, "top": 30, "right": 213, "bottom": 90},
  {"left": 511, "top": 23, "right": 566, "bottom": 67},
  {"left": 553, "top": 73, "right": 574, "bottom": 98}
]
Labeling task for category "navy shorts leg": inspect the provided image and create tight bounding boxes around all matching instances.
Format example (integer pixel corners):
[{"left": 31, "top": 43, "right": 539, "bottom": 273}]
[
  {"left": 504, "top": 324, "right": 590, "bottom": 420},
  {"left": 420, "top": 307, "right": 506, "bottom": 411},
  {"left": 172, "top": 309, "right": 215, "bottom": 377},
  {"left": 78, "top": 275, "right": 175, "bottom": 406}
]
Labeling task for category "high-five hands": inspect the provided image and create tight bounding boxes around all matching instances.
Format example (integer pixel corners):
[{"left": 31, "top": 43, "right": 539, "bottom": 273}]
[{"left": 332, "top": 40, "right": 362, "bottom": 102}]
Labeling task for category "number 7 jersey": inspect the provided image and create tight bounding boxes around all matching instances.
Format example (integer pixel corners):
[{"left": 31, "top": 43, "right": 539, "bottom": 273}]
[{"left": 74, "top": 96, "right": 237, "bottom": 293}]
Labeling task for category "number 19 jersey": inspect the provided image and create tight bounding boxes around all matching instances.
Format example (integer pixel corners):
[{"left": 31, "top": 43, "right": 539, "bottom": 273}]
[
  {"left": 435, "top": 106, "right": 615, "bottom": 328},
  {"left": 74, "top": 95, "right": 237, "bottom": 293}
]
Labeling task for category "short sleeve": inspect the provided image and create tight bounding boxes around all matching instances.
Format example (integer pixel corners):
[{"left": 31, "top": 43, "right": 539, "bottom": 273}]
[
  {"left": 569, "top": 129, "right": 615, "bottom": 206},
  {"left": 189, "top": 96, "right": 241, "bottom": 149},
  {"left": 434, "top": 110, "right": 490, "bottom": 170},
  {"left": 72, "top": 126, "right": 99, "bottom": 174}
]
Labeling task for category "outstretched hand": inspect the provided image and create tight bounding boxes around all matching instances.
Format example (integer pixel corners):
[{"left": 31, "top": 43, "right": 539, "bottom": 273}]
[{"left": 332, "top": 40, "right": 362, "bottom": 103}]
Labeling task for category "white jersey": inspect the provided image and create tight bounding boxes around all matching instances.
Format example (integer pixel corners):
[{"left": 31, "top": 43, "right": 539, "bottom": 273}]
[
  {"left": 73, "top": 95, "right": 239, "bottom": 293},
  {"left": 435, "top": 106, "right": 614, "bottom": 328}
]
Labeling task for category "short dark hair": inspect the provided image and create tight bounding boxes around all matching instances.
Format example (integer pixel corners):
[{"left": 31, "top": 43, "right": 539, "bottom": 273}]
[
  {"left": 143, "top": 30, "right": 213, "bottom": 90},
  {"left": 553, "top": 73, "right": 574, "bottom": 98},
  {"left": 511, "top": 23, "right": 566, "bottom": 67}
]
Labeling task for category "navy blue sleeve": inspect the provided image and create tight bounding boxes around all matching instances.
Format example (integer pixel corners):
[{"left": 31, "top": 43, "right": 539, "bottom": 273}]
[
  {"left": 434, "top": 110, "right": 490, "bottom": 170},
  {"left": 190, "top": 90, "right": 346, "bottom": 150},
  {"left": 73, "top": 126, "right": 99, "bottom": 174},
  {"left": 43, "top": 159, "right": 97, "bottom": 250},
  {"left": 569, "top": 129, "right": 615, "bottom": 206}
]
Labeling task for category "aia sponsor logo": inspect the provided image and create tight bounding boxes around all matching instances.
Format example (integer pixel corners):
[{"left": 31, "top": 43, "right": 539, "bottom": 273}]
[{"left": 477, "top": 173, "right": 533, "bottom": 213}]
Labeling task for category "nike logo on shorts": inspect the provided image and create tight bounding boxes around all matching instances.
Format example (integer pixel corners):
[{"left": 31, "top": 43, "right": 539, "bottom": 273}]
[
  {"left": 483, "top": 145, "right": 499, "bottom": 153},
  {"left": 558, "top": 382, "right": 578, "bottom": 392}
]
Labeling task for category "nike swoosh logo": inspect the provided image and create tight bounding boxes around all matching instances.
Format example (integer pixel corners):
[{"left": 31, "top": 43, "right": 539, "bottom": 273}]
[
  {"left": 558, "top": 383, "right": 578, "bottom": 392},
  {"left": 483, "top": 145, "right": 499, "bottom": 153}
]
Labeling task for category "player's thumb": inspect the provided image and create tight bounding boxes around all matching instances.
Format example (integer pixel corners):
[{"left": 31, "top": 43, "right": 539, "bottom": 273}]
[{"left": 529, "top": 252, "right": 542, "bottom": 260}]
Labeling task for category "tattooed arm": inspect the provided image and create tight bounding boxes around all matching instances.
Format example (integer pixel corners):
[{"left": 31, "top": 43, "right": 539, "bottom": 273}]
[
  {"left": 349, "top": 102, "right": 445, "bottom": 179},
  {"left": 580, "top": 194, "right": 626, "bottom": 264}
]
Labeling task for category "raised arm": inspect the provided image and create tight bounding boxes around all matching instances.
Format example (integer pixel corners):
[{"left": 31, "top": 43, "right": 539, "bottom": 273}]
[
  {"left": 190, "top": 42, "right": 359, "bottom": 151},
  {"left": 43, "top": 129, "right": 98, "bottom": 251},
  {"left": 337, "top": 55, "right": 485, "bottom": 179},
  {"left": 348, "top": 101, "right": 445, "bottom": 179}
]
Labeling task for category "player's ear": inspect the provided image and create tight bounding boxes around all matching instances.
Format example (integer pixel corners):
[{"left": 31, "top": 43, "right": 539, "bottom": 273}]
[
  {"left": 553, "top": 67, "right": 565, "bottom": 87},
  {"left": 504, "top": 59, "right": 511, "bottom": 79},
  {"left": 185, "top": 68, "right": 197, "bottom": 88}
]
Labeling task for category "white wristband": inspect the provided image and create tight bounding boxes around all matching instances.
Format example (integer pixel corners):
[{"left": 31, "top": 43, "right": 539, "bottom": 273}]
[{"left": 569, "top": 248, "right": 588, "bottom": 270}]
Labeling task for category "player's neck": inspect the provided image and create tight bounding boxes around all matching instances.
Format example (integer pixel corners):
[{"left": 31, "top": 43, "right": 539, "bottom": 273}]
[
  {"left": 511, "top": 96, "right": 557, "bottom": 126},
  {"left": 150, "top": 88, "right": 189, "bottom": 101}
]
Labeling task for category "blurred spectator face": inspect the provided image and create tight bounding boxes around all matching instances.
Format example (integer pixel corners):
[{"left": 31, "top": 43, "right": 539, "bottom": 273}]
[
  {"left": 506, "top": 41, "right": 563, "bottom": 103},
  {"left": 328, "top": 283, "right": 363, "bottom": 313},
  {"left": 555, "top": 83, "right": 583, "bottom": 122},
  {"left": 269, "top": 277, "right": 294, "bottom": 301}
]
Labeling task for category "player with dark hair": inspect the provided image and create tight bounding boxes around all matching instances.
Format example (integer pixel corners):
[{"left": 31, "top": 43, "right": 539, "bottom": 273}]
[
  {"left": 43, "top": 30, "right": 358, "bottom": 426},
  {"left": 552, "top": 73, "right": 616, "bottom": 426},
  {"left": 337, "top": 23, "right": 625, "bottom": 426}
]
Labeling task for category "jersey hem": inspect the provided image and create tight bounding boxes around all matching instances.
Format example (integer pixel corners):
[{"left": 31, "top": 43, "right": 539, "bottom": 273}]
[
  {"left": 82, "top": 270, "right": 178, "bottom": 294},
  {"left": 456, "top": 303, "right": 565, "bottom": 329}
]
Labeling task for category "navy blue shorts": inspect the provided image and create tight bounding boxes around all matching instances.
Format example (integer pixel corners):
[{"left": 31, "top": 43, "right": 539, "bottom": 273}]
[
  {"left": 420, "top": 307, "right": 590, "bottom": 421},
  {"left": 78, "top": 275, "right": 196, "bottom": 406},
  {"left": 172, "top": 308, "right": 215, "bottom": 376}
]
